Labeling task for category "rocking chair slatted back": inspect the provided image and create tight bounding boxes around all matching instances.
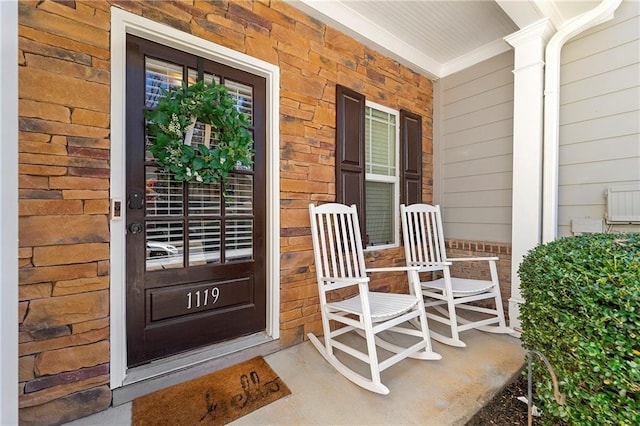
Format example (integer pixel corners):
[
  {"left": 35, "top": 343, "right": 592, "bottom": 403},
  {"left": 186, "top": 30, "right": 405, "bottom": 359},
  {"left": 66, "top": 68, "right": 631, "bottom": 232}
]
[
  {"left": 312, "top": 203, "right": 367, "bottom": 286},
  {"left": 401, "top": 204, "right": 447, "bottom": 270}
]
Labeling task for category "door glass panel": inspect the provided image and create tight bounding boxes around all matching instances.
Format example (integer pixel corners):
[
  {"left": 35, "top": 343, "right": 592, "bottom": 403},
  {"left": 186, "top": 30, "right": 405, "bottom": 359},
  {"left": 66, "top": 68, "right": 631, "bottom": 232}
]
[
  {"left": 145, "top": 59, "right": 184, "bottom": 160},
  {"left": 188, "top": 69, "right": 220, "bottom": 86},
  {"left": 146, "top": 221, "right": 184, "bottom": 271},
  {"left": 143, "top": 59, "right": 257, "bottom": 271},
  {"left": 225, "top": 174, "right": 253, "bottom": 215},
  {"left": 187, "top": 70, "right": 218, "bottom": 149},
  {"left": 225, "top": 79, "right": 254, "bottom": 124},
  {"left": 225, "top": 219, "right": 253, "bottom": 262},
  {"left": 189, "top": 220, "right": 221, "bottom": 266},
  {"left": 226, "top": 80, "right": 254, "bottom": 172},
  {"left": 188, "top": 182, "right": 221, "bottom": 216},
  {"left": 187, "top": 71, "right": 252, "bottom": 123},
  {"left": 146, "top": 167, "right": 183, "bottom": 216},
  {"left": 145, "top": 58, "right": 183, "bottom": 108},
  {"left": 144, "top": 121, "right": 156, "bottom": 162}
]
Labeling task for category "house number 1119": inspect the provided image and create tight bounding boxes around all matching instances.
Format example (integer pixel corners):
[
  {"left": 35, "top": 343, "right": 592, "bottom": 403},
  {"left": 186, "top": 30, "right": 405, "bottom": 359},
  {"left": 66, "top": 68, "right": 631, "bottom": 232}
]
[{"left": 186, "top": 287, "right": 220, "bottom": 310}]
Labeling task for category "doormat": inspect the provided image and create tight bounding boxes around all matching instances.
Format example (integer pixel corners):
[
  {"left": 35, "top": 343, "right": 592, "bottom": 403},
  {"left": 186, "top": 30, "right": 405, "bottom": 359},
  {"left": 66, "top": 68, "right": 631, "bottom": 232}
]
[{"left": 132, "top": 356, "right": 291, "bottom": 425}]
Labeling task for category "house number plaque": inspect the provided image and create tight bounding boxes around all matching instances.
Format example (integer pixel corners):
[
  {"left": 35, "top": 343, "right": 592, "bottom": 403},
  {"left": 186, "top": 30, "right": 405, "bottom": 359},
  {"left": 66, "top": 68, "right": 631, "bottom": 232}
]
[
  {"left": 148, "top": 278, "right": 252, "bottom": 322},
  {"left": 186, "top": 287, "right": 220, "bottom": 310}
]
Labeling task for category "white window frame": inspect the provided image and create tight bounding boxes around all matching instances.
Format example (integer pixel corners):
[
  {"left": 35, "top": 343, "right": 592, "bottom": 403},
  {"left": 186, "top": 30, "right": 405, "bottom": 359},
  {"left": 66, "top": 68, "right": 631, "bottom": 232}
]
[{"left": 364, "top": 101, "right": 400, "bottom": 251}]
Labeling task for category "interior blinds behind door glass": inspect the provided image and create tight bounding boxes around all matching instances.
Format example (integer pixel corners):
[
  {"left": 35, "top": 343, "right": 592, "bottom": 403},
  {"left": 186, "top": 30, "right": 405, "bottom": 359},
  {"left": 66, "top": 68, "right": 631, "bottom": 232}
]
[
  {"left": 225, "top": 174, "right": 253, "bottom": 214},
  {"left": 187, "top": 69, "right": 221, "bottom": 86},
  {"left": 226, "top": 80, "right": 254, "bottom": 172},
  {"left": 145, "top": 166, "right": 186, "bottom": 270},
  {"left": 188, "top": 183, "right": 221, "bottom": 216},
  {"left": 146, "top": 222, "right": 184, "bottom": 271},
  {"left": 146, "top": 167, "right": 184, "bottom": 216},
  {"left": 188, "top": 182, "right": 223, "bottom": 265},
  {"left": 188, "top": 220, "right": 221, "bottom": 266},
  {"left": 224, "top": 80, "right": 253, "bottom": 123},
  {"left": 145, "top": 58, "right": 183, "bottom": 109},
  {"left": 145, "top": 58, "right": 184, "bottom": 161},
  {"left": 225, "top": 174, "right": 253, "bottom": 261}
]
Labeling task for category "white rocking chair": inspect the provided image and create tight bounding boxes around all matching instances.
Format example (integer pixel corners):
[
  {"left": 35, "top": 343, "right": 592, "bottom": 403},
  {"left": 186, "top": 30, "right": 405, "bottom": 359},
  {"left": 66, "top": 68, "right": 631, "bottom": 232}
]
[
  {"left": 308, "top": 203, "right": 441, "bottom": 395},
  {"left": 400, "top": 203, "right": 513, "bottom": 347}
]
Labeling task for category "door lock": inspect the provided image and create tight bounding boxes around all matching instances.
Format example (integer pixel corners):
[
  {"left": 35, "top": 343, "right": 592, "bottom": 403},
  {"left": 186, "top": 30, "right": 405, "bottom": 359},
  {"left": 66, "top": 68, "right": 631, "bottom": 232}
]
[
  {"left": 128, "top": 192, "right": 144, "bottom": 209},
  {"left": 129, "top": 222, "right": 143, "bottom": 234}
]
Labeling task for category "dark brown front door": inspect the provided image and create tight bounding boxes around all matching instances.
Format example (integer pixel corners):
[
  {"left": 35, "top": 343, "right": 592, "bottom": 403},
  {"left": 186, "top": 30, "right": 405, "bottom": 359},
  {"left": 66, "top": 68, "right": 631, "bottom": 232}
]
[{"left": 125, "top": 36, "right": 267, "bottom": 367}]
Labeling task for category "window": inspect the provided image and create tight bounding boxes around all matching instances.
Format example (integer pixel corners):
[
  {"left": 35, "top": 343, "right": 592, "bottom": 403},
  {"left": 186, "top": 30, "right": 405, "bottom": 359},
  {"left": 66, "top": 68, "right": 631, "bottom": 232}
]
[
  {"left": 336, "top": 85, "right": 423, "bottom": 249},
  {"left": 365, "top": 103, "right": 398, "bottom": 247}
]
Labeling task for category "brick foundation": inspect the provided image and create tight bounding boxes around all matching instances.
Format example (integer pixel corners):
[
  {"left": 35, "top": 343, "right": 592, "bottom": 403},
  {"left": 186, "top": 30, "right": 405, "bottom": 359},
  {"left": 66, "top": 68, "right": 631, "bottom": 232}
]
[{"left": 444, "top": 239, "right": 512, "bottom": 320}]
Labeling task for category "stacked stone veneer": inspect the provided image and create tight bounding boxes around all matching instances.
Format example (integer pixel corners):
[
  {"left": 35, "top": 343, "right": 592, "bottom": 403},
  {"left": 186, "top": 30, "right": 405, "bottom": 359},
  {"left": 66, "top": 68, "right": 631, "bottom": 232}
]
[
  {"left": 16, "top": 0, "right": 436, "bottom": 423},
  {"left": 18, "top": 0, "right": 112, "bottom": 424},
  {"left": 444, "top": 239, "right": 512, "bottom": 319}
]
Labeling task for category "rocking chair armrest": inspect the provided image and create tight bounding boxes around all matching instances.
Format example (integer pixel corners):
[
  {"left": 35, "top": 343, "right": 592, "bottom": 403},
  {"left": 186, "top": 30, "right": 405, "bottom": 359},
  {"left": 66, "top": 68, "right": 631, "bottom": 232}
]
[
  {"left": 446, "top": 256, "right": 499, "bottom": 262},
  {"left": 408, "top": 261, "right": 453, "bottom": 269},
  {"left": 320, "top": 277, "right": 370, "bottom": 290},
  {"left": 366, "top": 266, "right": 421, "bottom": 273}
]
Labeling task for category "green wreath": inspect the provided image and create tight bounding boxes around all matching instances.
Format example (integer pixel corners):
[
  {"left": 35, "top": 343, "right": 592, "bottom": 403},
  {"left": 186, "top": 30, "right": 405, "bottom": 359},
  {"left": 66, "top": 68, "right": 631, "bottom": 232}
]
[{"left": 144, "top": 80, "right": 254, "bottom": 183}]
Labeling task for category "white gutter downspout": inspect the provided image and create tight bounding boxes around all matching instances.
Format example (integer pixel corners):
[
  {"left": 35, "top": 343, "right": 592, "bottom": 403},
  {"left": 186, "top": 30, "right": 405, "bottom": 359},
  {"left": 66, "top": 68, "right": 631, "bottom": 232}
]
[{"left": 541, "top": 0, "right": 623, "bottom": 243}]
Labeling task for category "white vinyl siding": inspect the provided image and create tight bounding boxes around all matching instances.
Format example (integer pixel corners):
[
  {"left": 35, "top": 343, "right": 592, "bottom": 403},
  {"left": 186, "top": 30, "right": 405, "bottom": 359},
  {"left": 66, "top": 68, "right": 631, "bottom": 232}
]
[
  {"left": 557, "top": 0, "right": 640, "bottom": 236},
  {"left": 434, "top": 50, "right": 514, "bottom": 243}
]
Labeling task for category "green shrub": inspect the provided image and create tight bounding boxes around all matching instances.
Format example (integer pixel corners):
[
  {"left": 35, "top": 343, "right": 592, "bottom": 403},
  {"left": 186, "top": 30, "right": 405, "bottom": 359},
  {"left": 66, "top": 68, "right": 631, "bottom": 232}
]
[{"left": 518, "top": 233, "right": 640, "bottom": 425}]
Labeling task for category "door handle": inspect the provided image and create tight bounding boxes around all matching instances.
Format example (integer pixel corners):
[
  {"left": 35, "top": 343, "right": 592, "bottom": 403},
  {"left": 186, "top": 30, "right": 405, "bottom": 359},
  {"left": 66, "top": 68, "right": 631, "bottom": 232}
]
[{"left": 129, "top": 222, "right": 143, "bottom": 234}]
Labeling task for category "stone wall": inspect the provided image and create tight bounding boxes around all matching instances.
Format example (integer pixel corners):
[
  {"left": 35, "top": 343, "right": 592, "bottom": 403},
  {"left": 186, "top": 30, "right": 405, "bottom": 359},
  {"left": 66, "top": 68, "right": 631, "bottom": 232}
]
[
  {"left": 18, "top": 0, "right": 112, "bottom": 424},
  {"left": 17, "top": 0, "right": 433, "bottom": 423}
]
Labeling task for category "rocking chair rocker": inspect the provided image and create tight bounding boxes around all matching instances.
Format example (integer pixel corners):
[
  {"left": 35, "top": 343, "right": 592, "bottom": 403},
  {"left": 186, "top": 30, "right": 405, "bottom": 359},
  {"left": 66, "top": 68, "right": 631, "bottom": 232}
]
[
  {"left": 401, "top": 203, "right": 513, "bottom": 347},
  {"left": 308, "top": 203, "right": 441, "bottom": 394}
]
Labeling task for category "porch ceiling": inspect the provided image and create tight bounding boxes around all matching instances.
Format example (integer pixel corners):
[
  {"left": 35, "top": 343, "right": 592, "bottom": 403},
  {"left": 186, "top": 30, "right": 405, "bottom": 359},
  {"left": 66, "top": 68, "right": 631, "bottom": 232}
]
[{"left": 289, "top": 0, "right": 601, "bottom": 79}]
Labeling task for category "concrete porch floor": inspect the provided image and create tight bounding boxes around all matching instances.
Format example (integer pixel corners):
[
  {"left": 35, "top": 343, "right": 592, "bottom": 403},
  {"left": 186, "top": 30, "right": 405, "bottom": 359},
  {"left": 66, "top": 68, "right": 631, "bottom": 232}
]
[{"left": 66, "top": 329, "right": 525, "bottom": 425}]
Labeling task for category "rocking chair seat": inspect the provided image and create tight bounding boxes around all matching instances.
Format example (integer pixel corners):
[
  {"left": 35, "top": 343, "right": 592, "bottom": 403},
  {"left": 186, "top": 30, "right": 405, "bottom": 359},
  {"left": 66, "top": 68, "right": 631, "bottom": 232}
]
[
  {"left": 424, "top": 277, "right": 495, "bottom": 296},
  {"left": 329, "top": 292, "right": 420, "bottom": 321}
]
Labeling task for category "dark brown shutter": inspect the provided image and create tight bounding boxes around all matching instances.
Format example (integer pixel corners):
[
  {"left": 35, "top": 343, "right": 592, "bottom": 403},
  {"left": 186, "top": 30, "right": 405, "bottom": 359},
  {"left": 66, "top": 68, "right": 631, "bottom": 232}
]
[
  {"left": 400, "top": 110, "right": 423, "bottom": 205},
  {"left": 335, "top": 84, "right": 366, "bottom": 241}
]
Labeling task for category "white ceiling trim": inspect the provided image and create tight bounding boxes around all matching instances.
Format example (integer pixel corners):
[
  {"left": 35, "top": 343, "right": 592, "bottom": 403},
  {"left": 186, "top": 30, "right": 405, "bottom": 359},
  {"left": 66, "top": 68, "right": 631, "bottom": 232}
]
[
  {"left": 291, "top": 0, "right": 443, "bottom": 79},
  {"left": 495, "top": 0, "right": 545, "bottom": 28},
  {"left": 532, "top": 0, "right": 565, "bottom": 29},
  {"left": 441, "top": 38, "right": 513, "bottom": 78}
]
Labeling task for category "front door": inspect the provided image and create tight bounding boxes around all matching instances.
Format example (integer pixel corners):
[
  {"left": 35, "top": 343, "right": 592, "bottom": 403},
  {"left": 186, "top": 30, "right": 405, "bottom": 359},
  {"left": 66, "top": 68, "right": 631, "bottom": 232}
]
[{"left": 125, "top": 36, "right": 267, "bottom": 367}]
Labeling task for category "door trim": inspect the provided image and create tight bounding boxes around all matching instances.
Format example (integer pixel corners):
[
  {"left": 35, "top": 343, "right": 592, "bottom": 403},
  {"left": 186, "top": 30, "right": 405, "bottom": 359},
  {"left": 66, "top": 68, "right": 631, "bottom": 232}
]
[
  {"left": 0, "top": 1, "right": 19, "bottom": 423},
  {"left": 110, "top": 7, "right": 280, "bottom": 389}
]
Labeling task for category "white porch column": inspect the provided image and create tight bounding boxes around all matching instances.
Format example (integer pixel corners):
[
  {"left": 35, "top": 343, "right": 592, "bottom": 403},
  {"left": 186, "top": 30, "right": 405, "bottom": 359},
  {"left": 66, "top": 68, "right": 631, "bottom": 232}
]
[{"left": 504, "top": 19, "right": 555, "bottom": 333}]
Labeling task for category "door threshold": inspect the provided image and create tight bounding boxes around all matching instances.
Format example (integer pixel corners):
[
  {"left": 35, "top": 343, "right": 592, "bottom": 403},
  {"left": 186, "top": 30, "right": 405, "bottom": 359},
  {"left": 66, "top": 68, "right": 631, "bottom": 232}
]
[{"left": 112, "top": 332, "right": 279, "bottom": 406}]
